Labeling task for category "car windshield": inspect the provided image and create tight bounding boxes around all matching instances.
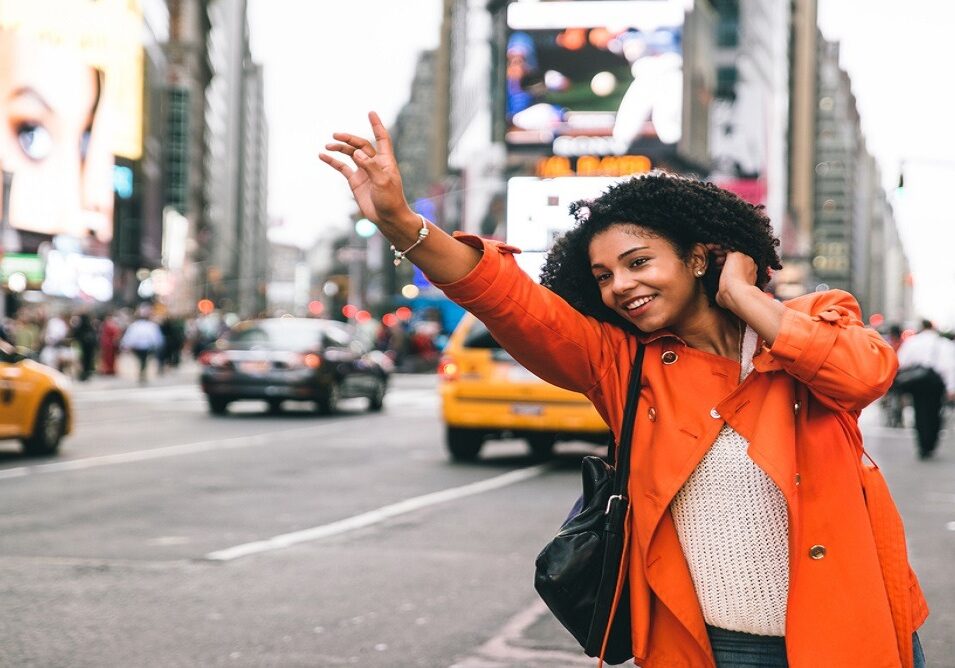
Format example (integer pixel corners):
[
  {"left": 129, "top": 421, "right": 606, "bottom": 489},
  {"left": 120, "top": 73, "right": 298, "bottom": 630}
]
[
  {"left": 462, "top": 320, "right": 502, "bottom": 350},
  {"left": 224, "top": 320, "right": 340, "bottom": 351}
]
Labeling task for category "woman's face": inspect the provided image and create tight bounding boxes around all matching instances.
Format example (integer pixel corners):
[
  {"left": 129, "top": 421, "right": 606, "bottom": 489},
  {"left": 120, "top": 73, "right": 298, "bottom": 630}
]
[
  {"left": 588, "top": 223, "right": 706, "bottom": 333},
  {"left": 0, "top": 30, "right": 112, "bottom": 245}
]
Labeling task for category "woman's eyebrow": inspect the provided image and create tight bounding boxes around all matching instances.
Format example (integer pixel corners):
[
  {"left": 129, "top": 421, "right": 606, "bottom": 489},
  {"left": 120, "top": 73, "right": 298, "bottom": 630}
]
[
  {"left": 590, "top": 246, "right": 650, "bottom": 270},
  {"left": 8, "top": 86, "right": 53, "bottom": 112}
]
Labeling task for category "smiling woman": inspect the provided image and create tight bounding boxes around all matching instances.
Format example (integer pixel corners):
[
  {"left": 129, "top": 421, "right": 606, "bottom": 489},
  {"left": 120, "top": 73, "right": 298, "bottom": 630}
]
[{"left": 321, "top": 113, "right": 927, "bottom": 667}]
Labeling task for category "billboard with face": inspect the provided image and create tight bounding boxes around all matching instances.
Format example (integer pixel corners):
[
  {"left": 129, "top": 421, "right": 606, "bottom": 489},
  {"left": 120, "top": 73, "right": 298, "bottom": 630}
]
[
  {"left": 505, "top": 0, "right": 685, "bottom": 156},
  {"left": 0, "top": 0, "right": 143, "bottom": 267}
]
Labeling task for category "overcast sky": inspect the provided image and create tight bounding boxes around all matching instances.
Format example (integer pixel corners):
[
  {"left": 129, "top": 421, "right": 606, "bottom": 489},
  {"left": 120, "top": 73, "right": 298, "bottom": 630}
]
[{"left": 249, "top": 0, "right": 955, "bottom": 325}]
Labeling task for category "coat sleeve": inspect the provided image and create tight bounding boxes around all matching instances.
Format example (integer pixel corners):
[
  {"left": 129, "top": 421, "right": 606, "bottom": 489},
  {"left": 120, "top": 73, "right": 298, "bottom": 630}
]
[
  {"left": 767, "top": 290, "right": 897, "bottom": 411},
  {"left": 428, "top": 234, "right": 621, "bottom": 394}
]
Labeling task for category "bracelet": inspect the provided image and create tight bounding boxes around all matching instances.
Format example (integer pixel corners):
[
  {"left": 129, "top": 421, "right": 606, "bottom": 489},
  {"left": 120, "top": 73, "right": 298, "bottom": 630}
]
[{"left": 390, "top": 214, "right": 430, "bottom": 266}]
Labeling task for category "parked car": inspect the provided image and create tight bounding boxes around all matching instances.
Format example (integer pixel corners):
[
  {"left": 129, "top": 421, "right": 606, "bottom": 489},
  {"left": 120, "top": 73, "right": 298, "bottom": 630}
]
[
  {"left": 199, "top": 317, "right": 390, "bottom": 415},
  {"left": 438, "top": 314, "right": 609, "bottom": 461},
  {"left": 0, "top": 339, "right": 72, "bottom": 456}
]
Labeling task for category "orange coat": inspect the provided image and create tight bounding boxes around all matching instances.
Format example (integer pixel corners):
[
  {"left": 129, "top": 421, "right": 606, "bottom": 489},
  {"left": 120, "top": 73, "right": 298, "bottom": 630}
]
[{"left": 434, "top": 236, "right": 928, "bottom": 667}]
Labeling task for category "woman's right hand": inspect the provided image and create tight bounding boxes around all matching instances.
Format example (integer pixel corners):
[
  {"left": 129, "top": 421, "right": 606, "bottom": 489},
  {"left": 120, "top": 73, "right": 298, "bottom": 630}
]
[{"left": 319, "top": 111, "right": 413, "bottom": 226}]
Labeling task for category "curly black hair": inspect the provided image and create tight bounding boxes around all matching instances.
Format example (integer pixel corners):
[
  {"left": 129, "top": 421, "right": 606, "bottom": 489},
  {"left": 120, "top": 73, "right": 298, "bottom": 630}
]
[{"left": 539, "top": 172, "right": 782, "bottom": 331}]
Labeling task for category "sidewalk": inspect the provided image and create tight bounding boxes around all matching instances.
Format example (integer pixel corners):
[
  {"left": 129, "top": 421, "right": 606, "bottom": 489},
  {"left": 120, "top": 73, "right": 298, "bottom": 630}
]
[{"left": 70, "top": 354, "right": 201, "bottom": 393}]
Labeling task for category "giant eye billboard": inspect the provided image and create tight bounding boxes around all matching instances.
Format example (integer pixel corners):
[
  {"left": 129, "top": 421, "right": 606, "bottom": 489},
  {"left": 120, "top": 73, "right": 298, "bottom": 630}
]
[
  {"left": 0, "top": 0, "right": 142, "bottom": 301},
  {"left": 505, "top": 0, "right": 686, "bottom": 156}
]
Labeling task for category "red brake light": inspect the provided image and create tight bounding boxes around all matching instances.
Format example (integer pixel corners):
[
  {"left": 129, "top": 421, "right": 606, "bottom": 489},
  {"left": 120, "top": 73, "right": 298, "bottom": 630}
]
[
  {"left": 199, "top": 351, "right": 229, "bottom": 368},
  {"left": 438, "top": 355, "right": 458, "bottom": 381},
  {"left": 303, "top": 353, "right": 321, "bottom": 369}
]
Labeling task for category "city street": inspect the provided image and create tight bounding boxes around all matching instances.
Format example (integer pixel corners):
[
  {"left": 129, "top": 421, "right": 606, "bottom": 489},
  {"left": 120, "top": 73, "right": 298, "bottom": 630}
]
[{"left": 0, "top": 362, "right": 952, "bottom": 667}]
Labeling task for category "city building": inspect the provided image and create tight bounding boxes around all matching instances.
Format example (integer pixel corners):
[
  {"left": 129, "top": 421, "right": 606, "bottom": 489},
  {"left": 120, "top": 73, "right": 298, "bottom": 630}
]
[
  {"left": 162, "top": 0, "right": 213, "bottom": 314},
  {"left": 204, "top": 0, "right": 269, "bottom": 317}
]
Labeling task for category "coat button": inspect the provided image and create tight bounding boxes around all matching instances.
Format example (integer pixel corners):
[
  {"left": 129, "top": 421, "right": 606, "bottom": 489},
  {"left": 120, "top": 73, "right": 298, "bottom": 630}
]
[
  {"left": 648, "top": 407, "right": 657, "bottom": 421},
  {"left": 661, "top": 351, "right": 678, "bottom": 365},
  {"left": 809, "top": 545, "right": 826, "bottom": 560},
  {"left": 794, "top": 401, "right": 801, "bottom": 414},
  {"left": 794, "top": 473, "right": 801, "bottom": 486},
  {"left": 709, "top": 408, "right": 721, "bottom": 419}
]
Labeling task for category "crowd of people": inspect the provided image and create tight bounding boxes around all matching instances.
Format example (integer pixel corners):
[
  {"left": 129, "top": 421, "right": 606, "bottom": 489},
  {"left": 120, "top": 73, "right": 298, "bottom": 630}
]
[{"left": 0, "top": 305, "right": 216, "bottom": 383}]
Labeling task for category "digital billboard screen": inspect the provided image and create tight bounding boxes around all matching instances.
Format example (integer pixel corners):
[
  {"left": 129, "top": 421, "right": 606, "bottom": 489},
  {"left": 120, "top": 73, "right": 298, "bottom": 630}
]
[
  {"left": 505, "top": 0, "right": 685, "bottom": 155},
  {"left": 0, "top": 0, "right": 142, "bottom": 272}
]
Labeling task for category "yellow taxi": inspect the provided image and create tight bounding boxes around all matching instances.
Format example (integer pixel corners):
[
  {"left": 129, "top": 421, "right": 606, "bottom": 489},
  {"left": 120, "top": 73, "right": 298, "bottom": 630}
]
[
  {"left": 0, "top": 338, "right": 72, "bottom": 456},
  {"left": 438, "top": 313, "right": 609, "bottom": 461}
]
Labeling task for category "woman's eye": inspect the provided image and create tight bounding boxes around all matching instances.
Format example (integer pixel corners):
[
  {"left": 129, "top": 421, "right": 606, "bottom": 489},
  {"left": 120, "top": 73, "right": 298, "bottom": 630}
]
[
  {"left": 594, "top": 273, "right": 610, "bottom": 283},
  {"left": 630, "top": 258, "right": 648, "bottom": 268},
  {"left": 16, "top": 122, "right": 52, "bottom": 161}
]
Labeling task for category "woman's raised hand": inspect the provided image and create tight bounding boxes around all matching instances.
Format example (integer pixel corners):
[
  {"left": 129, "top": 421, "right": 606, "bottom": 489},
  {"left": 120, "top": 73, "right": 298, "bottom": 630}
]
[{"left": 319, "top": 111, "right": 413, "bottom": 226}]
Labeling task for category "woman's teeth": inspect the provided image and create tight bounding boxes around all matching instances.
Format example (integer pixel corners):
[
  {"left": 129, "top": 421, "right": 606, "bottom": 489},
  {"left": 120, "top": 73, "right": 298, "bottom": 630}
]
[{"left": 626, "top": 295, "right": 656, "bottom": 310}]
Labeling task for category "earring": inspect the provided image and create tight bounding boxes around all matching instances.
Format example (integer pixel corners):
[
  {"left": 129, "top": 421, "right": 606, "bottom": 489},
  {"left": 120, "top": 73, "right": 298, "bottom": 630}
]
[{"left": 695, "top": 269, "right": 704, "bottom": 277}]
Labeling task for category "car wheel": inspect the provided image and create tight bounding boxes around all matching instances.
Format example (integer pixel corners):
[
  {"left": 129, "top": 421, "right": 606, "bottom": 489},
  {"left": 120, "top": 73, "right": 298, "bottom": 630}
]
[
  {"left": 368, "top": 379, "right": 386, "bottom": 412},
  {"left": 527, "top": 433, "right": 556, "bottom": 460},
  {"left": 446, "top": 427, "right": 483, "bottom": 462},
  {"left": 316, "top": 382, "right": 341, "bottom": 415},
  {"left": 208, "top": 397, "right": 229, "bottom": 415},
  {"left": 21, "top": 395, "right": 67, "bottom": 457}
]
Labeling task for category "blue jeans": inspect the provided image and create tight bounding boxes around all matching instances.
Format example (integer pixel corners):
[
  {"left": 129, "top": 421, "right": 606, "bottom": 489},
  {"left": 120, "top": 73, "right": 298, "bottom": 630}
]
[{"left": 706, "top": 626, "right": 927, "bottom": 668}]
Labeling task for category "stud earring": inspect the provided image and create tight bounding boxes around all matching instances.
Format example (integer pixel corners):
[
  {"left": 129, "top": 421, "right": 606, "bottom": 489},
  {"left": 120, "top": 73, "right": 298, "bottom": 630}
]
[{"left": 695, "top": 269, "right": 704, "bottom": 277}]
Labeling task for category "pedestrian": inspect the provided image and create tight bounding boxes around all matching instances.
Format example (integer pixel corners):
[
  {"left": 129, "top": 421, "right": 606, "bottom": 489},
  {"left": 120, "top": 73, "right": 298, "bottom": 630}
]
[
  {"left": 71, "top": 312, "right": 99, "bottom": 381},
  {"left": 321, "top": 113, "right": 928, "bottom": 667},
  {"left": 895, "top": 319, "right": 955, "bottom": 459},
  {"left": 120, "top": 306, "right": 164, "bottom": 383},
  {"left": 98, "top": 314, "right": 122, "bottom": 375},
  {"left": 39, "top": 311, "right": 72, "bottom": 374}
]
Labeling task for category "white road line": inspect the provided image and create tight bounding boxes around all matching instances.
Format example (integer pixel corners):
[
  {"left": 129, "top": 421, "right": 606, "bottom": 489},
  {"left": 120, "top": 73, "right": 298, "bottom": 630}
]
[
  {"left": 450, "top": 599, "right": 592, "bottom": 667},
  {"left": 203, "top": 464, "right": 550, "bottom": 562},
  {"left": 0, "top": 422, "right": 354, "bottom": 480}
]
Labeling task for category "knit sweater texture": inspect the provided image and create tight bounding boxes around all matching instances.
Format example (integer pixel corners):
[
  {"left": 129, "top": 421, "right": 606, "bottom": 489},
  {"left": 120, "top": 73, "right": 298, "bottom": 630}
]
[{"left": 670, "top": 326, "right": 790, "bottom": 636}]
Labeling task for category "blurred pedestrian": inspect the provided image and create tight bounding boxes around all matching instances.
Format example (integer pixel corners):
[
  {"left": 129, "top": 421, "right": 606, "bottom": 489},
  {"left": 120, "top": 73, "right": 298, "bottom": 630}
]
[
  {"left": 320, "top": 113, "right": 928, "bottom": 667},
  {"left": 40, "top": 312, "right": 72, "bottom": 374},
  {"left": 895, "top": 319, "right": 955, "bottom": 459},
  {"left": 120, "top": 306, "right": 164, "bottom": 383},
  {"left": 99, "top": 314, "right": 122, "bottom": 375},
  {"left": 71, "top": 312, "right": 98, "bottom": 381},
  {"left": 13, "top": 311, "right": 40, "bottom": 360}
]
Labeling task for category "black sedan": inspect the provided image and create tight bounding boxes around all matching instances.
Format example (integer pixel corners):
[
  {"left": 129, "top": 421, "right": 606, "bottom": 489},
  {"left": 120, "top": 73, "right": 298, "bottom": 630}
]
[{"left": 199, "top": 317, "right": 390, "bottom": 415}]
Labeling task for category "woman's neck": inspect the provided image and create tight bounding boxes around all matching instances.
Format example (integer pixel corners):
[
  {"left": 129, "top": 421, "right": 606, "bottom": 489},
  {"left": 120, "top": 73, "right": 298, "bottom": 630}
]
[{"left": 672, "top": 309, "right": 744, "bottom": 362}]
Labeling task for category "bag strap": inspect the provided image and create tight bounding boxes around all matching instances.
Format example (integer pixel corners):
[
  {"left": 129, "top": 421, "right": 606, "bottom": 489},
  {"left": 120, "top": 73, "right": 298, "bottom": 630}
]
[{"left": 612, "top": 342, "right": 646, "bottom": 496}]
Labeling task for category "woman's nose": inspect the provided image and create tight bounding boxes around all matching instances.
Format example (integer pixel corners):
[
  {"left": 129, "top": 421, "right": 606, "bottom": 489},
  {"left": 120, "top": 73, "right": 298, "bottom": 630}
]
[{"left": 611, "top": 272, "right": 636, "bottom": 294}]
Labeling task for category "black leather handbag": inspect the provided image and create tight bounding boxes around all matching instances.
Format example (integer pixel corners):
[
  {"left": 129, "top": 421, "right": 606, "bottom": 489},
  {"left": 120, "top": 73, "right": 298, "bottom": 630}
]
[{"left": 534, "top": 343, "right": 645, "bottom": 665}]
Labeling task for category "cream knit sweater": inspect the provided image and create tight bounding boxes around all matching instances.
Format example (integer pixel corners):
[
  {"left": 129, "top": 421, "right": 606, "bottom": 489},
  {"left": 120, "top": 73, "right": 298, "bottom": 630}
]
[{"left": 669, "top": 327, "right": 790, "bottom": 636}]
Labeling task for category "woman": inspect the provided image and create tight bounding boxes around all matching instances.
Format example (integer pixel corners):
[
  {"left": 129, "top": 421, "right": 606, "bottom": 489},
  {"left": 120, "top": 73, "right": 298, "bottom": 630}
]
[{"left": 321, "top": 112, "right": 928, "bottom": 667}]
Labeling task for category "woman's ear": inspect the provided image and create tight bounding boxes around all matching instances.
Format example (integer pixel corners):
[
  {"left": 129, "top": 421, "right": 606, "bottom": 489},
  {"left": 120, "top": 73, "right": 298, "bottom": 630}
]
[{"left": 690, "top": 243, "right": 708, "bottom": 276}]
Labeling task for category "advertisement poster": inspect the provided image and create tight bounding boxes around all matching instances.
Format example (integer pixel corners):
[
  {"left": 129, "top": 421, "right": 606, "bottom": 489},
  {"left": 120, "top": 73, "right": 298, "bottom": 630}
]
[
  {"left": 0, "top": 0, "right": 142, "bottom": 300},
  {"left": 505, "top": 0, "right": 685, "bottom": 155},
  {"left": 506, "top": 176, "right": 627, "bottom": 282}
]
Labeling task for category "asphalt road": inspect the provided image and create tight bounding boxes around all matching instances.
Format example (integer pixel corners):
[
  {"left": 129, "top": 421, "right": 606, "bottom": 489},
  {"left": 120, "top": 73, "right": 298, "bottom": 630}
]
[{"left": 0, "top": 362, "right": 951, "bottom": 667}]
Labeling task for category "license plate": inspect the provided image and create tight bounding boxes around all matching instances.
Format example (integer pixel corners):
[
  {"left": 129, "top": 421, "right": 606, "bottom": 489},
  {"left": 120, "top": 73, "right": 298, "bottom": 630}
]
[
  {"left": 239, "top": 360, "right": 271, "bottom": 374},
  {"left": 511, "top": 404, "right": 544, "bottom": 416}
]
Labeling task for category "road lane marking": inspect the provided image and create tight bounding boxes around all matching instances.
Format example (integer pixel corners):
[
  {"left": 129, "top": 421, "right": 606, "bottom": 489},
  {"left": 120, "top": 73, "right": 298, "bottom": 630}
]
[
  {"left": 0, "top": 422, "right": 356, "bottom": 480},
  {"left": 203, "top": 464, "right": 550, "bottom": 562},
  {"left": 947, "top": 521, "right": 955, "bottom": 531},
  {"left": 450, "top": 599, "right": 592, "bottom": 667}
]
